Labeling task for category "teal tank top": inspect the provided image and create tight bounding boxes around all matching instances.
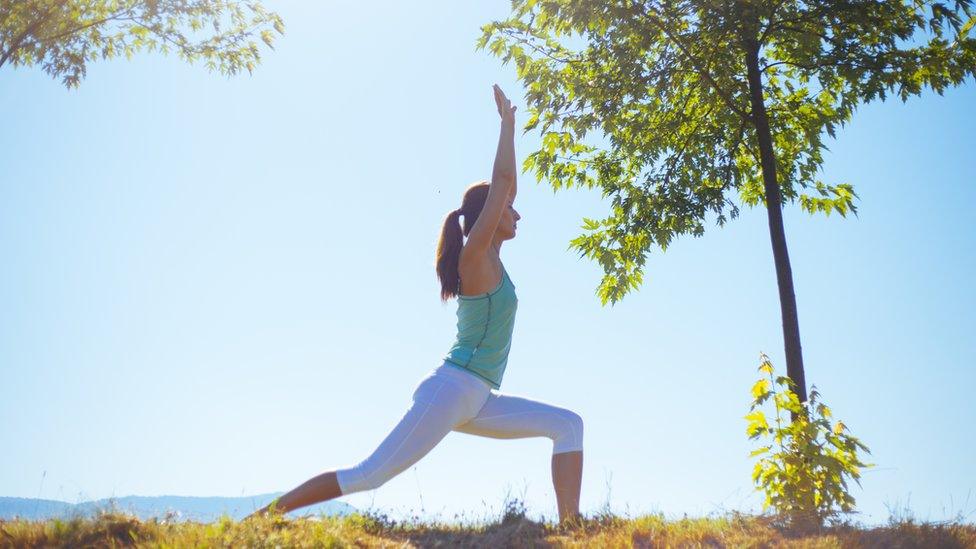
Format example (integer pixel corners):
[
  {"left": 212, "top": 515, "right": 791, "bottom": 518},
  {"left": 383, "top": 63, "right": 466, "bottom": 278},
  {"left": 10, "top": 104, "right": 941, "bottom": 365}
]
[{"left": 443, "top": 265, "right": 518, "bottom": 389}]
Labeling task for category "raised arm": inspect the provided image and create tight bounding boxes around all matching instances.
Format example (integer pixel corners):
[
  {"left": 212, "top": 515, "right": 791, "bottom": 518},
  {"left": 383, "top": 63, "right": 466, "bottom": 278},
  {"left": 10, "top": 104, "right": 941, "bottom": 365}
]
[{"left": 462, "top": 85, "right": 517, "bottom": 258}]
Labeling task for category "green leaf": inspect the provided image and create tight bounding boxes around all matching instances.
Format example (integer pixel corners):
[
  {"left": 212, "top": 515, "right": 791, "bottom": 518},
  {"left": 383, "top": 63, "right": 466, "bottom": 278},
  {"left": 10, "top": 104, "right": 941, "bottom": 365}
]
[
  {"left": 752, "top": 378, "right": 771, "bottom": 400},
  {"left": 2, "top": 1, "right": 284, "bottom": 88},
  {"left": 745, "top": 410, "right": 769, "bottom": 437}
]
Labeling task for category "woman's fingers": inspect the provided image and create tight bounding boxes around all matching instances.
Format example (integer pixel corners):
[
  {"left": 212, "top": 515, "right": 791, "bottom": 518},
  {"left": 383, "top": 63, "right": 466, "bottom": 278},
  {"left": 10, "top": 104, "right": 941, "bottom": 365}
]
[
  {"left": 494, "top": 84, "right": 510, "bottom": 105},
  {"left": 493, "top": 85, "right": 507, "bottom": 114},
  {"left": 493, "top": 84, "right": 515, "bottom": 119}
]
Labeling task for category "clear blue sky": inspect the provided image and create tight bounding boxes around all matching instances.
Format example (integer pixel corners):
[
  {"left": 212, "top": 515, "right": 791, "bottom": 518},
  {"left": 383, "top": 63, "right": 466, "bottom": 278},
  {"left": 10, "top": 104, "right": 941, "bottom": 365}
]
[{"left": 2, "top": 1, "right": 973, "bottom": 526}]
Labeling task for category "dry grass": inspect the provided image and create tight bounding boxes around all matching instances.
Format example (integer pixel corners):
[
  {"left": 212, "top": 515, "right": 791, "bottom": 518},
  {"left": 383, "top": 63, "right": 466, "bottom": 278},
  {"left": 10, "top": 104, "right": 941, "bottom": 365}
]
[{"left": 2, "top": 500, "right": 974, "bottom": 548}]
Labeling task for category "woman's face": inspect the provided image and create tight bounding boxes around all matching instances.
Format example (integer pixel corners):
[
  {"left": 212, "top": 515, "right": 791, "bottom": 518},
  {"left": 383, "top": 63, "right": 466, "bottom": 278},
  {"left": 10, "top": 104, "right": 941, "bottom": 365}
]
[{"left": 496, "top": 193, "right": 521, "bottom": 240}]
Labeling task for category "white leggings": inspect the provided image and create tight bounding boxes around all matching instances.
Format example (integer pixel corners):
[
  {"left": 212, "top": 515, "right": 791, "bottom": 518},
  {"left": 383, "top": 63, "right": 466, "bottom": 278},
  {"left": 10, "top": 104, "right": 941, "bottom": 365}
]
[{"left": 335, "top": 361, "right": 584, "bottom": 495}]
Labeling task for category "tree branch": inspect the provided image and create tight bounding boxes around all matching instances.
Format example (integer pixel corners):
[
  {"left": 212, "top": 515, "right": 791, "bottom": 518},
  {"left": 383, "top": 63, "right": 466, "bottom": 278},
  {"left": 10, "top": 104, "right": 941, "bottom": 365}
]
[
  {"left": 636, "top": 3, "right": 751, "bottom": 122},
  {"left": 498, "top": 26, "right": 581, "bottom": 66},
  {"left": 0, "top": 2, "right": 60, "bottom": 68},
  {"left": 756, "top": 0, "right": 794, "bottom": 46},
  {"left": 722, "top": 115, "right": 750, "bottom": 191},
  {"left": 36, "top": 8, "right": 133, "bottom": 45}
]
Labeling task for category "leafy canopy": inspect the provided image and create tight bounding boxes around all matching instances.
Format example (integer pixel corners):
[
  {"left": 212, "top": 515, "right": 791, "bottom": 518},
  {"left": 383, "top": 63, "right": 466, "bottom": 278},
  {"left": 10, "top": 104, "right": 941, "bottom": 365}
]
[
  {"left": 0, "top": 0, "right": 285, "bottom": 88},
  {"left": 479, "top": 0, "right": 976, "bottom": 304}
]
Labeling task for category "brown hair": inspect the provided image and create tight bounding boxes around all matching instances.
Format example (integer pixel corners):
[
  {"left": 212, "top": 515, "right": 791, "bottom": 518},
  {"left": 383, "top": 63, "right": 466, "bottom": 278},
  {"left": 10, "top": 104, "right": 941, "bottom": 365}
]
[{"left": 436, "top": 181, "right": 490, "bottom": 302}]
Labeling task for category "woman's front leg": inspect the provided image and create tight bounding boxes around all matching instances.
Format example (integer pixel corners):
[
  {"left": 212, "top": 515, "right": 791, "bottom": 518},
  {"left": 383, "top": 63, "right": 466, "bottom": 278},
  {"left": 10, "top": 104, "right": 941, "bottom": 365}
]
[
  {"left": 454, "top": 391, "right": 585, "bottom": 524},
  {"left": 552, "top": 450, "right": 583, "bottom": 525}
]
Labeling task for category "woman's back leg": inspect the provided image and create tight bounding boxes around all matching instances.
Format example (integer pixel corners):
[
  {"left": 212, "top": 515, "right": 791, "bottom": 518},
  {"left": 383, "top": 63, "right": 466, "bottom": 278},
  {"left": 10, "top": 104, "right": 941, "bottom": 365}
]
[
  {"left": 335, "top": 376, "right": 474, "bottom": 495},
  {"left": 251, "top": 374, "right": 475, "bottom": 517}
]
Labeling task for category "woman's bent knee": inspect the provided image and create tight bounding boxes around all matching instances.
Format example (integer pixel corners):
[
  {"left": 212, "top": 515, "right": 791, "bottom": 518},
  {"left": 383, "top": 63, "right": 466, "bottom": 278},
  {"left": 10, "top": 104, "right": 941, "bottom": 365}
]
[{"left": 552, "top": 410, "right": 584, "bottom": 454}]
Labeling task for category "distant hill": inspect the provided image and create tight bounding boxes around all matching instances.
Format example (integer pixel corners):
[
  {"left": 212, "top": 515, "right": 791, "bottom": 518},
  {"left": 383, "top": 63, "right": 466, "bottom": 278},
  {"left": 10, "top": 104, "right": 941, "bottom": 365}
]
[{"left": 0, "top": 494, "right": 356, "bottom": 522}]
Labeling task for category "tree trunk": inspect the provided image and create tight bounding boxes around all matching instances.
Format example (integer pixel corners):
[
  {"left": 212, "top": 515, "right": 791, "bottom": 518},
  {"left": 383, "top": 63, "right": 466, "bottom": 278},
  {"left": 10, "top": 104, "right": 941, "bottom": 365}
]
[{"left": 743, "top": 38, "right": 808, "bottom": 403}]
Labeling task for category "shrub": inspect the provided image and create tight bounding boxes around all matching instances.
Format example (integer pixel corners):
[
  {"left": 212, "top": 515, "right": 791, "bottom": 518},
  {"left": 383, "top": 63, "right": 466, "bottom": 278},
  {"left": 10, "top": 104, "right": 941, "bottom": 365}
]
[{"left": 745, "top": 352, "right": 872, "bottom": 529}]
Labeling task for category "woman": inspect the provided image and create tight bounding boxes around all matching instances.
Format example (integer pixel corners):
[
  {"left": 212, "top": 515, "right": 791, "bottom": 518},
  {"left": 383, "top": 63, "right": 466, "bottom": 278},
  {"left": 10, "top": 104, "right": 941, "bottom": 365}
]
[{"left": 248, "top": 85, "right": 584, "bottom": 525}]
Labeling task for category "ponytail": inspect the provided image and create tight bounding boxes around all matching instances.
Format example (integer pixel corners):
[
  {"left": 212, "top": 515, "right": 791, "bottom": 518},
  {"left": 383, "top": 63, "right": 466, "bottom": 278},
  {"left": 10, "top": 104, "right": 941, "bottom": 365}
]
[
  {"left": 436, "top": 209, "right": 464, "bottom": 301},
  {"left": 435, "top": 181, "right": 490, "bottom": 302}
]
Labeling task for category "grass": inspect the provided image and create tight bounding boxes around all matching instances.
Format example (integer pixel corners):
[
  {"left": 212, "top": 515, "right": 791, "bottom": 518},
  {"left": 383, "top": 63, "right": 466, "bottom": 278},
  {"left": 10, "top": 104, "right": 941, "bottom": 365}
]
[{"left": 2, "top": 499, "right": 975, "bottom": 548}]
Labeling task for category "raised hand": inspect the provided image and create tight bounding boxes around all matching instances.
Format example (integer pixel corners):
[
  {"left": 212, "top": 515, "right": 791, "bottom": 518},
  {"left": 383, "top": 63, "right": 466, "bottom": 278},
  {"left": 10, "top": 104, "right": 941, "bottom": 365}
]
[{"left": 493, "top": 84, "right": 517, "bottom": 123}]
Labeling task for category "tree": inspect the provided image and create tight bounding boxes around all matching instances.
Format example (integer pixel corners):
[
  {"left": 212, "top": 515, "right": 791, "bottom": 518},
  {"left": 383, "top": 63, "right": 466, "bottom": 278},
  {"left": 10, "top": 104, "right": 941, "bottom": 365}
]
[
  {"left": 479, "top": 0, "right": 975, "bottom": 402},
  {"left": 1, "top": 0, "right": 285, "bottom": 88}
]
